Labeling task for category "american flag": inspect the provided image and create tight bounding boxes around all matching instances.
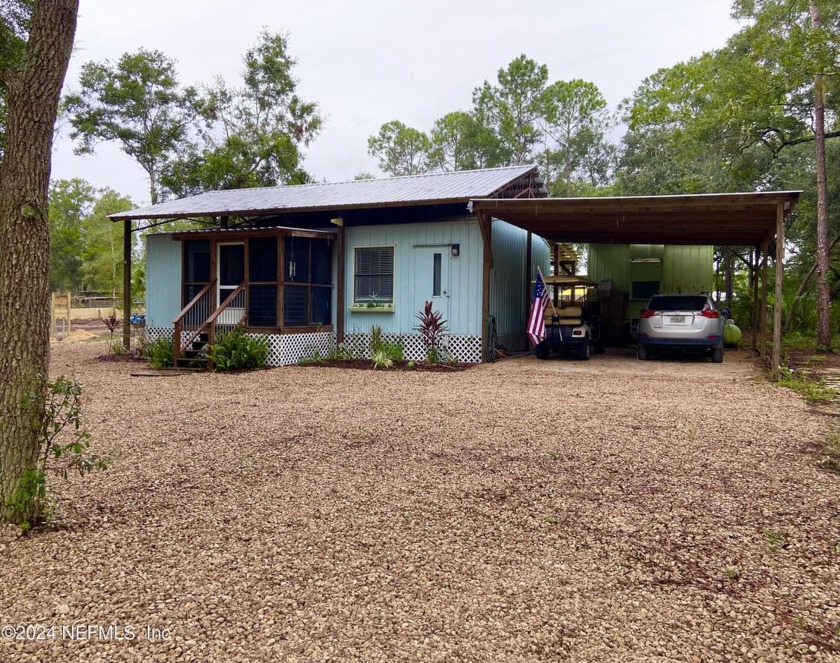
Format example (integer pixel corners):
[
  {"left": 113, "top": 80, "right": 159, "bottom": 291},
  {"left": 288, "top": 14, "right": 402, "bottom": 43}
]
[{"left": 527, "top": 271, "right": 550, "bottom": 346}]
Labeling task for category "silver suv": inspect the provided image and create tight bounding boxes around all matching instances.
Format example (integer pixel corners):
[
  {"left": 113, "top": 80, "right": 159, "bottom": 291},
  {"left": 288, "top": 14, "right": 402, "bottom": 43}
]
[{"left": 637, "top": 293, "right": 726, "bottom": 362}]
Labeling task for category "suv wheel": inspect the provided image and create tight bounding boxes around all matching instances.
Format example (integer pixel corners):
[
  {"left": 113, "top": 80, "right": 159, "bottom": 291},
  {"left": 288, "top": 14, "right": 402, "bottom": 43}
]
[
  {"left": 535, "top": 342, "right": 550, "bottom": 360},
  {"left": 711, "top": 343, "right": 724, "bottom": 363},
  {"left": 637, "top": 345, "right": 649, "bottom": 361}
]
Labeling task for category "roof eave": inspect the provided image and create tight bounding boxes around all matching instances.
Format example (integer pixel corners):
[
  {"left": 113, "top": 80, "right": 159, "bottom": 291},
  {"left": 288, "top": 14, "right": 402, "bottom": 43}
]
[{"left": 108, "top": 196, "right": 477, "bottom": 222}]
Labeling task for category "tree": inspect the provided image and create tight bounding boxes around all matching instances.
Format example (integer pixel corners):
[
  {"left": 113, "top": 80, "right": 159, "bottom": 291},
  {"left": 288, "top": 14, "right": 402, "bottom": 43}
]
[
  {"left": 0, "top": 0, "right": 78, "bottom": 521},
  {"left": 730, "top": 0, "right": 840, "bottom": 347},
  {"left": 472, "top": 55, "right": 549, "bottom": 165},
  {"left": 48, "top": 180, "right": 133, "bottom": 297},
  {"left": 82, "top": 189, "right": 133, "bottom": 301},
  {"left": 162, "top": 29, "right": 322, "bottom": 196},
  {"left": 367, "top": 120, "right": 431, "bottom": 176},
  {"left": 49, "top": 178, "right": 95, "bottom": 293},
  {"left": 0, "top": 0, "right": 30, "bottom": 158},
  {"left": 540, "top": 79, "right": 614, "bottom": 196},
  {"left": 64, "top": 48, "right": 198, "bottom": 205},
  {"left": 427, "top": 111, "right": 502, "bottom": 171},
  {"left": 620, "top": 1, "right": 840, "bottom": 345}
]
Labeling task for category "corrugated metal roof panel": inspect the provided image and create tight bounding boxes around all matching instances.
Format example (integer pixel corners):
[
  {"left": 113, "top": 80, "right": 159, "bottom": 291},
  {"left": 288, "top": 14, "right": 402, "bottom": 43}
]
[{"left": 112, "top": 165, "right": 541, "bottom": 221}]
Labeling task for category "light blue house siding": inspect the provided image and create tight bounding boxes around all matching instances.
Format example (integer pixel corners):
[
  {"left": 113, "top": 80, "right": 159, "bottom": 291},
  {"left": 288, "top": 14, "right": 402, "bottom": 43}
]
[
  {"left": 345, "top": 217, "right": 480, "bottom": 334},
  {"left": 344, "top": 218, "right": 548, "bottom": 360},
  {"left": 144, "top": 217, "right": 544, "bottom": 364},
  {"left": 145, "top": 233, "right": 181, "bottom": 328},
  {"left": 344, "top": 217, "right": 486, "bottom": 362}
]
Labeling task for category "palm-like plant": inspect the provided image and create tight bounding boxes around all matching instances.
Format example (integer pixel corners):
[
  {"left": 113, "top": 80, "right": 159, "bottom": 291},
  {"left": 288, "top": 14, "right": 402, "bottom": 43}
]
[{"left": 415, "top": 301, "right": 447, "bottom": 363}]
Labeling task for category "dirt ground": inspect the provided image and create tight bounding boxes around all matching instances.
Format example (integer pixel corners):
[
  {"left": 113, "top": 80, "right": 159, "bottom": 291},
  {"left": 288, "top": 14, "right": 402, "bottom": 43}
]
[{"left": 1, "top": 341, "right": 838, "bottom": 662}]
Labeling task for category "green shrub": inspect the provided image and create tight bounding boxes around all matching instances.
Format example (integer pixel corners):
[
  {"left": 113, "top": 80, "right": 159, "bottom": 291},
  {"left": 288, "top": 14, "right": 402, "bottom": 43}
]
[
  {"left": 381, "top": 341, "right": 404, "bottom": 362},
  {"left": 207, "top": 329, "right": 269, "bottom": 371},
  {"left": 4, "top": 376, "right": 116, "bottom": 529},
  {"left": 147, "top": 336, "right": 174, "bottom": 369},
  {"left": 371, "top": 349, "right": 394, "bottom": 370},
  {"left": 369, "top": 325, "right": 404, "bottom": 366}
]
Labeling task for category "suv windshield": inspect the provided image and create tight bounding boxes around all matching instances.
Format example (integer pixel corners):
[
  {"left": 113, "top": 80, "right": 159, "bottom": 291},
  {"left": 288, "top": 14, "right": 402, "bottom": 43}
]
[{"left": 647, "top": 295, "right": 709, "bottom": 312}]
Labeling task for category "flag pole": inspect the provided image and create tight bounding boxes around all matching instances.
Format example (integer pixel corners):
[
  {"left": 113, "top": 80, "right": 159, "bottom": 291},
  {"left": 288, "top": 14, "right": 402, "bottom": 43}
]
[{"left": 536, "top": 265, "right": 558, "bottom": 315}]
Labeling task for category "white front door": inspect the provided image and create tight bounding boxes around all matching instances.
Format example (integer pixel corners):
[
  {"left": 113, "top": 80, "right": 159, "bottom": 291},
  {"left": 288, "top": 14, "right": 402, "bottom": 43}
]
[{"left": 413, "top": 246, "right": 451, "bottom": 326}]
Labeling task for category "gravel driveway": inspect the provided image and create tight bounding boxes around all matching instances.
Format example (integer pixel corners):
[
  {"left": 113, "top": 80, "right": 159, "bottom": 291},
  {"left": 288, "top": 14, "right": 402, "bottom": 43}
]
[{"left": 1, "top": 342, "right": 838, "bottom": 662}]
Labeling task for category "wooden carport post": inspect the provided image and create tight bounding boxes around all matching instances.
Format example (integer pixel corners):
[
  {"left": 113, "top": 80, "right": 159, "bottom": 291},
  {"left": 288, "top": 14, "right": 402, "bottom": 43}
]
[
  {"left": 770, "top": 203, "right": 785, "bottom": 381},
  {"left": 336, "top": 221, "right": 345, "bottom": 344},
  {"left": 524, "top": 231, "right": 532, "bottom": 322},
  {"left": 122, "top": 219, "right": 132, "bottom": 350},
  {"left": 750, "top": 247, "right": 759, "bottom": 353},
  {"left": 478, "top": 212, "right": 493, "bottom": 362},
  {"left": 759, "top": 238, "right": 770, "bottom": 360}
]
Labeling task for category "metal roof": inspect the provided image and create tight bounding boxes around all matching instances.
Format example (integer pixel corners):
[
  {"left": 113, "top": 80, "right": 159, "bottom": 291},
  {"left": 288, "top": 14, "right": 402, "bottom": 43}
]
[
  {"left": 470, "top": 191, "right": 801, "bottom": 246},
  {"left": 111, "top": 165, "right": 542, "bottom": 221},
  {"left": 155, "top": 225, "right": 338, "bottom": 237}
]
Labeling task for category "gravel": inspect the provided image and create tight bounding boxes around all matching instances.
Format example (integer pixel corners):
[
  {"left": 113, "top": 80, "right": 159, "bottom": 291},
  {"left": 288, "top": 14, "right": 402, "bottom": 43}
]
[{"left": 1, "top": 341, "right": 838, "bottom": 662}]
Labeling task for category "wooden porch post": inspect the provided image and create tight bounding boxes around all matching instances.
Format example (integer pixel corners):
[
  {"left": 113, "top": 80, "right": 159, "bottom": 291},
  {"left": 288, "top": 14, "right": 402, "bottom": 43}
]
[
  {"left": 336, "top": 223, "right": 345, "bottom": 344},
  {"left": 759, "top": 238, "right": 770, "bottom": 360},
  {"left": 750, "top": 246, "right": 759, "bottom": 354},
  {"left": 771, "top": 203, "right": 785, "bottom": 381},
  {"left": 478, "top": 212, "right": 493, "bottom": 362},
  {"left": 122, "top": 219, "right": 132, "bottom": 350},
  {"left": 524, "top": 231, "right": 532, "bottom": 323}
]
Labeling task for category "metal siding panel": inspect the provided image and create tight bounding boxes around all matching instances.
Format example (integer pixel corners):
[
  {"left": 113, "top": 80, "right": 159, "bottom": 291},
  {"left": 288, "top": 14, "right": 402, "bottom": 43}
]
[
  {"left": 588, "top": 244, "right": 630, "bottom": 290},
  {"left": 662, "top": 245, "right": 714, "bottom": 293},
  {"left": 345, "top": 218, "right": 481, "bottom": 336},
  {"left": 532, "top": 236, "right": 550, "bottom": 276},
  {"left": 490, "top": 220, "right": 524, "bottom": 336},
  {"left": 145, "top": 233, "right": 182, "bottom": 327}
]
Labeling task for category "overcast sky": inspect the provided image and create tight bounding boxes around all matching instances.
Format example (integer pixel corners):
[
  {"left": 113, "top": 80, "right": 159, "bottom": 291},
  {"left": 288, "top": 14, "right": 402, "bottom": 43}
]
[{"left": 51, "top": 0, "right": 742, "bottom": 206}]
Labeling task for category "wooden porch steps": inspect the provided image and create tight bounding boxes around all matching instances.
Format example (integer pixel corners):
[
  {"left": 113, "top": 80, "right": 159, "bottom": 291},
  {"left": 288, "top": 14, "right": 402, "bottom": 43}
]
[{"left": 174, "top": 332, "right": 211, "bottom": 369}]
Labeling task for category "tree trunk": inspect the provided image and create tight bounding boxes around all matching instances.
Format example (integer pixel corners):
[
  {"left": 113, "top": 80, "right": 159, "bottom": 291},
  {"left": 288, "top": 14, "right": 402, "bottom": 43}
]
[
  {"left": 812, "top": 3, "right": 832, "bottom": 348},
  {"left": 0, "top": 0, "right": 79, "bottom": 520},
  {"left": 724, "top": 247, "right": 734, "bottom": 309}
]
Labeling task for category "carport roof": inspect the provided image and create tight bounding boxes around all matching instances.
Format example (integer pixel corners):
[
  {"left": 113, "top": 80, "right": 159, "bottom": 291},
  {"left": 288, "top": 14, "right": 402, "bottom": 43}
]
[{"left": 470, "top": 190, "right": 801, "bottom": 246}]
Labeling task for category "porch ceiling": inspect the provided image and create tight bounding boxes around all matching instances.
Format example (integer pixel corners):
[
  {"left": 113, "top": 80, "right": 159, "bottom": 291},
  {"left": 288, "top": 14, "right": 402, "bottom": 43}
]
[{"left": 470, "top": 191, "right": 801, "bottom": 246}]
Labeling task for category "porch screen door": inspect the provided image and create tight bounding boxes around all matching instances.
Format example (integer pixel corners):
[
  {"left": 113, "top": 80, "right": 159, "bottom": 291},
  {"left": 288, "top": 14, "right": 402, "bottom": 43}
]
[{"left": 218, "top": 243, "right": 244, "bottom": 324}]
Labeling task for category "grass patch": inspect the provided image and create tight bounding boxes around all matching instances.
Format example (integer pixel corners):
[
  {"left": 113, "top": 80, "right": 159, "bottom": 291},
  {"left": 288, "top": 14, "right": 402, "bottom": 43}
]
[
  {"left": 777, "top": 366, "right": 837, "bottom": 404},
  {"left": 818, "top": 430, "right": 840, "bottom": 474},
  {"left": 780, "top": 331, "right": 840, "bottom": 354}
]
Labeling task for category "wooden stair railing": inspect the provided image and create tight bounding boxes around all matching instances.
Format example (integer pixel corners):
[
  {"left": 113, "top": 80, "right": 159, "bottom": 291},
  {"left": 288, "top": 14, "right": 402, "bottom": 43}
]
[
  {"left": 173, "top": 280, "right": 216, "bottom": 365},
  {"left": 204, "top": 283, "right": 247, "bottom": 347},
  {"left": 172, "top": 281, "right": 247, "bottom": 366}
]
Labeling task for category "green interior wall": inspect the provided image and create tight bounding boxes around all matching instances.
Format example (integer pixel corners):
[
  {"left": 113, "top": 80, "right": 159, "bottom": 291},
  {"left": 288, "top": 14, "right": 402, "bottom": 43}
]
[{"left": 589, "top": 244, "right": 714, "bottom": 320}]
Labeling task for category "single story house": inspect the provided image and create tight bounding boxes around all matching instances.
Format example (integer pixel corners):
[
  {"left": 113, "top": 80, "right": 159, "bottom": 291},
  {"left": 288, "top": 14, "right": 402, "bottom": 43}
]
[{"left": 112, "top": 165, "right": 551, "bottom": 366}]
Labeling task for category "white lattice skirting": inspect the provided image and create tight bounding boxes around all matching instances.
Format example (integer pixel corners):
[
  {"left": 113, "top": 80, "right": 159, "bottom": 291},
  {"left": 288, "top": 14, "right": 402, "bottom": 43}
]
[
  {"left": 144, "top": 328, "right": 483, "bottom": 365},
  {"left": 342, "top": 332, "right": 482, "bottom": 364}
]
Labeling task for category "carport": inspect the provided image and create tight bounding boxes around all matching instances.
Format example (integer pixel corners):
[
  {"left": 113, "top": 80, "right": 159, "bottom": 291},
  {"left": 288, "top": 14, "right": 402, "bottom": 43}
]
[{"left": 471, "top": 191, "right": 801, "bottom": 380}]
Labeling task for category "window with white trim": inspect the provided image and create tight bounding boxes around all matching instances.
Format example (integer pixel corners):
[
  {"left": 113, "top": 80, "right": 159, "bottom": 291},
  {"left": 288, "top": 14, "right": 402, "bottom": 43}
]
[{"left": 354, "top": 246, "right": 394, "bottom": 303}]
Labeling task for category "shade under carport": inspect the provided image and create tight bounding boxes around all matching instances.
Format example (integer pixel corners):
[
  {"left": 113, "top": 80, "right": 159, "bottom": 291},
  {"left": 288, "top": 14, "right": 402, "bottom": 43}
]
[
  {"left": 470, "top": 190, "right": 802, "bottom": 380},
  {"left": 469, "top": 191, "right": 800, "bottom": 246}
]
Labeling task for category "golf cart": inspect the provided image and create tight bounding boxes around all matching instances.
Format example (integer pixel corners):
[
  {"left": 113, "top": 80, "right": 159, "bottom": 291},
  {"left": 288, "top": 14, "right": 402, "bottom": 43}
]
[{"left": 535, "top": 275, "right": 603, "bottom": 360}]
